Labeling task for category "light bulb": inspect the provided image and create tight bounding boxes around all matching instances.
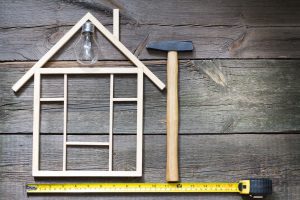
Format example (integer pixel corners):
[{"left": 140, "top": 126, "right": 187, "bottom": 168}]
[{"left": 74, "top": 21, "right": 100, "bottom": 65}]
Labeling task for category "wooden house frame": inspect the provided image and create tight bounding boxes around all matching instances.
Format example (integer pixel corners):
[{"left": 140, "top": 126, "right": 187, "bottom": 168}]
[{"left": 12, "top": 10, "right": 165, "bottom": 177}]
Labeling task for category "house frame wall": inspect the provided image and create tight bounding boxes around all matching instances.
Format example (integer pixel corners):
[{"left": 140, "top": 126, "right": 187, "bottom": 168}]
[{"left": 33, "top": 67, "right": 143, "bottom": 177}]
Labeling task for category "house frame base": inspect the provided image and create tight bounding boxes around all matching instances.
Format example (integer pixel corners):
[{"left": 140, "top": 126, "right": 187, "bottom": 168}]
[
  {"left": 33, "top": 67, "right": 143, "bottom": 177},
  {"left": 33, "top": 170, "right": 142, "bottom": 177}
]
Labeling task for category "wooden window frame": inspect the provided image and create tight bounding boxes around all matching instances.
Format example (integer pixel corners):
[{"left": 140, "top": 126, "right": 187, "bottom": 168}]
[{"left": 33, "top": 67, "right": 143, "bottom": 177}]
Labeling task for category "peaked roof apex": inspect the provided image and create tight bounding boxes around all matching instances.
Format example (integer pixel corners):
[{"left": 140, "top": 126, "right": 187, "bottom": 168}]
[{"left": 12, "top": 12, "right": 165, "bottom": 92}]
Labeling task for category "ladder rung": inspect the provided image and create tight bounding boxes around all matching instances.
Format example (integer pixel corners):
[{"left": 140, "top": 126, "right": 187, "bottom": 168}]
[
  {"left": 113, "top": 98, "right": 137, "bottom": 102},
  {"left": 66, "top": 142, "right": 109, "bottom": 146},
  {"left": 40, "top": 97, "right": 65, "bottom": 102}
]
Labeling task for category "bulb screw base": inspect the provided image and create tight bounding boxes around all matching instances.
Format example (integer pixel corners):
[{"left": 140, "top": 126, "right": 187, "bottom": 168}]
[{"left": 82, "top": 21, "right": 94, "bottom": 33}]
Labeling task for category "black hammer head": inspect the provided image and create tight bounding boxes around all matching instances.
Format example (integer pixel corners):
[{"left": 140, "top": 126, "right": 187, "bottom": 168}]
[{"left": 146, "top": 40, "right": 193, "bottom": 52}]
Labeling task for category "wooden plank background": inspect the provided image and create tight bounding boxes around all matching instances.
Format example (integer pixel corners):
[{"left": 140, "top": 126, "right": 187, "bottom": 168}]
[{"left": 0, "top": 0, "right": 299, "bottom": 199}]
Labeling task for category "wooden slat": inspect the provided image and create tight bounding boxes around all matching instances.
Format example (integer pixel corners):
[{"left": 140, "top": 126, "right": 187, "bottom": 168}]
[
  {"left": 63, "top": 74, "right": 67, "bottom": 171},
  {"left": 40, "top": 97, "right": 64, "bottom": 102},
  {"left": 136, "top": 68, "right": 143, "bottom": 175},
  {"left": 39, "top": 67, "right": 139, "bottom": 74},
  {"left": 113, "top": 98, "right": 138, "bottom": 102},
  {"left": 113, "top": 9, "right": 119, "bottom": 40},
  {"left": 1, "top": 60, "right": 300, "bottom": 134},
  {"left": 33, "top": 170, "right": 140, "bottom": 177},
  {"left": 1, "top": 25, "right": 300, "bottom": 60},
  {"left": 32, "top": 72, "right": 40, "bottom": 174},
  {"left": 66, "top": 141, "right": 109, "bottom": 146},
  {"left": 1, "top": 1, "right": 300, "bottom": 61},
  {"left": 0, "top": 134, "right": 299, "bottom": 199},
  {"left": 1, "top": 0, "right": 299, "bottom": 28},
  {"left": 109, "top": 74, "right": 114, "bottom": 171}
]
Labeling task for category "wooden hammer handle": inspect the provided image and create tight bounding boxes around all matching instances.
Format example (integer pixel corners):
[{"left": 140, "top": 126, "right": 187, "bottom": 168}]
[{"left": 166, "top": 51, "right": 179, "bottom": 182}]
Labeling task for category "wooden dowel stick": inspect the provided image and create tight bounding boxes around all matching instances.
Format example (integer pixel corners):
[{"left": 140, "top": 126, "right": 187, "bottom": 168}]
[
  {"left": 113, "top": 9, "right": 119, "bottom": 40},
  {"left": 109, "top": 74, "right": 114, "bottom": 171},
  {"left": 166, "top": 51, "right": 179, "bottom": 182},
  {"left": 32, "top": 72, "right": 41, "bottom": 175},
  {"left": 63, "top": 74, "right": 67, "bottom": 171}
]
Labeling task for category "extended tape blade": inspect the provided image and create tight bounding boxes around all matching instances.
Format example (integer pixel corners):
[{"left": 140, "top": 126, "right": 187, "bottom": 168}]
[{"left": 26, "top": 182, "right": 240, "bottom": 193}]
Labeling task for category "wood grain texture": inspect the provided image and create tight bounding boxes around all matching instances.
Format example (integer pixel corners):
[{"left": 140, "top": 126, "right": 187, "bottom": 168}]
[
  {"left": 0, "top": 1, "right": 300, "bottom": 60},
  {"left": 0, "top": 134, "right": 300, "bottom": 199},
  {"left": 2, "top": 0, "right": 299, "bottom": 28},
  {"left": 1, "top": 1, "right": 300, "bottom": 199},
  {"left": 166, "top": 51, "right": 179, "bottom": 182},
  {"left": 1, "top": 60, "right": 300, "bottom": 134}
]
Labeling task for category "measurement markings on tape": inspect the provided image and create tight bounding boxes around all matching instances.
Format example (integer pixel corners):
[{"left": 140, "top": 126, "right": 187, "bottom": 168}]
[{"left": 26, "top": 179, "right": 272, "bottom": 199}]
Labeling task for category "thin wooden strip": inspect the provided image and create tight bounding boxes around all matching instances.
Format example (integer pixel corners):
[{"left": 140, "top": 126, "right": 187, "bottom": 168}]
[
  {"left": 66, "top": 141, "right": 109, "bottom": 146},
  {"left": 38, "top": 67, "right": 139, "bottom": 74},
  {"left": 109, "top": 74, "right": 114, "bottom": 171},
  {"left": 32, "top": 72, "right": 40, "bottom": 175},
  {"left": 113, "top": 98, "right": 138, "bottom": 102},
  {"left": 33, "top": 170, "right": 141, "bottom": 177},
  {"left": 63, "top": 74, "right": 67, "bottom": 171},
  {"left": 113, "top": 9, "right": 119, "bottom": 40},
  {"left": 40, "top": 97, "right": 64, "bottom": 102},
  {"left": 136, "top": 68, "right": 143, "bottom": 174}
]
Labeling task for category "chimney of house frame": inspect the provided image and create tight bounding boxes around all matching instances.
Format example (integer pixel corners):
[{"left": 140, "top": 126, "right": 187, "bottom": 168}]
[{"left": 113, "top": 9, "right": 119, "bottom": 40}]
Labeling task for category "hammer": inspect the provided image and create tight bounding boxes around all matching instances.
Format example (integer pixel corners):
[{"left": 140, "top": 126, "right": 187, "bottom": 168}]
[{"left": 146, "top": 40, "right": 193, "bottom": 182}]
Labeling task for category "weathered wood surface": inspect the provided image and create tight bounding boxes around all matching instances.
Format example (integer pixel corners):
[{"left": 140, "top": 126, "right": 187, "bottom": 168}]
[
  {"left": 1, "top": 0, "right": 300, "bottom": 60},
  {"left": 1, "top": 1, "right": 300, "bottom": 199},
  {"left": 2, "top": 0, "right": 300, "bottom": 28},
  {"left": 1, "top": 134, "right": 300, "bottom": 199},
  {"left": 1, "top": 60, "right": 300, "bottom": 134}
]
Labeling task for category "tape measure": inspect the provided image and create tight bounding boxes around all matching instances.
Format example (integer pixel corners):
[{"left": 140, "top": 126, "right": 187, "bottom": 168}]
[{"left": 26, "top": 179, "right": 272, "bottom": 199}]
